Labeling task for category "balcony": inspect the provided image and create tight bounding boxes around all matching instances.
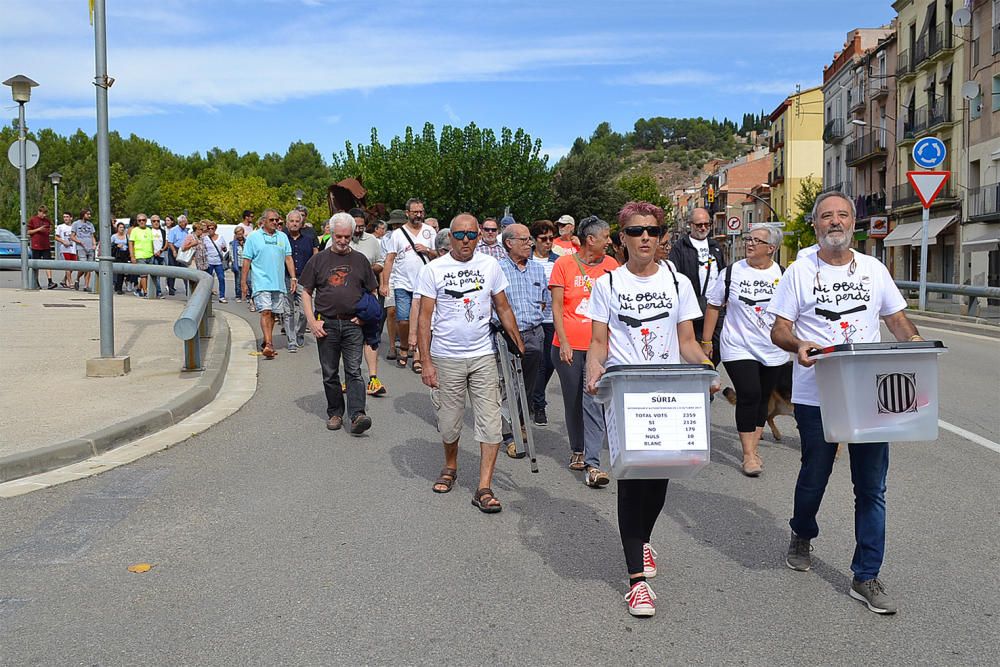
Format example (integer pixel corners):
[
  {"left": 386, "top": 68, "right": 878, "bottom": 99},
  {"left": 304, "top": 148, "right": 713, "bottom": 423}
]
[
  {"left": 926, "top": 97, "right": 953, "bottom": 131},
  {"left": 822, "top": 182, "right": 844, "bottom": 194},
  {"left": 871, "top": 84, "right": 889, "bottom": 100},
  {"left": 849, "top": 87, "right": 866, "bottom": 114},
  {"left": 893, "top": 180, "right": 956, "bottom": 210},
  {"left": 968, "top": 182, "right": 1000, "bottom": 221},
  {"left": 769, "top": 166, "right": 784, "bottom": 186},
  {"left": 901, "top": 106, "right": 927, "bottom": 142},
  {"left": 926, "top": 24, "right": 955, "bottom": 63},
  {"left": 846, "top": 131, "right": 888, "bottom": 166},
  {"left": 994, "top": 23, "right": 1000, "bottom": 56},
  {"left": 913, "top": 32, "right": 928, "bottom": 66},
  {"left": 858, "top": 192, "right": 887, "bottom": 217},
  {"left": 823, "top": 118, "right": 846, "bottom": 144},
  {"left": 896, "top": 50, "right": 914, "bottom": 78}
]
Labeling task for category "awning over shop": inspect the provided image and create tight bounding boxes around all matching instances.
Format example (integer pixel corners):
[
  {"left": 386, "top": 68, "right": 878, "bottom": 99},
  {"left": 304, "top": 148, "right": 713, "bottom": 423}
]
[
  {"left": 883, "top": 222, "right": 921, "bottom": 247},
  {"left": 962, "top": 229, "right": 1000, "bottom": 252},
  {"left": 883, "top": 215, "right": 957, "bottom": 247}
]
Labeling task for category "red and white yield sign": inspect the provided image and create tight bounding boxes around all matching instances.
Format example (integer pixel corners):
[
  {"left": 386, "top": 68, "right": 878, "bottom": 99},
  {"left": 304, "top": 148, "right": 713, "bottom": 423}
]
[{"left": 907, "top": 171, "right": 950, "bottom": 209}]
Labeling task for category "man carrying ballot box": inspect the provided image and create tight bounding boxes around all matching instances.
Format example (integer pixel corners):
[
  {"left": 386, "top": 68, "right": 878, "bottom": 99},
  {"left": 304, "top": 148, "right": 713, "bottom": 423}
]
[{"left": 769, "top": 191, "right": 924, "bottom": 615}]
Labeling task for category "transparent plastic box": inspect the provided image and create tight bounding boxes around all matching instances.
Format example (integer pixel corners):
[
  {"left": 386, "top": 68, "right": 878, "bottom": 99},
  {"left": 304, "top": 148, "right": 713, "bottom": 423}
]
[
  {"left": 809, "top": 341, "right": 947, "bottom": 443},
  {"left": 596, "top": 364, "right": 718, "bottom": 479}
]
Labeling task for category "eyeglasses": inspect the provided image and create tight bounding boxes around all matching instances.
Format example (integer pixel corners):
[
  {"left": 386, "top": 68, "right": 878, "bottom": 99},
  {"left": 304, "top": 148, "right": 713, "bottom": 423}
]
[
  {"left": 266, "top": 217, "right": 280, "bottom": 222},
  {"left": 691, "top": 222, "right": 711, "bottom": 229},
  {"left": 481, "top": 227, "right": 498, "bottom": 233},
  {"left": 535, "top": 235, "right": 554, "bottom": 242},
  {"left": 743, "top": 237, "right": 771, "bottom": 246},
  {"left": 510, "top": 236, "right": 532, "bottom": 243},
  {"left": 451, "top": 230, "right": 480, "bottom": 241},
  {"left": 622, "top": 225, "right": 666, "bottom": 238}
]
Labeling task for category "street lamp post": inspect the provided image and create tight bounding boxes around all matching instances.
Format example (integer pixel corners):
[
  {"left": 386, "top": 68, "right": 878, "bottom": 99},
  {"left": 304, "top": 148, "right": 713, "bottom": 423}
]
[
  {"left": 49, "top": 171, "right": 62, "bottom": 235},
  {"left": 3, "top": 74, "right": 39, "bottom": 290},
  {"left": 294, "top": 189, "right": 304, "bottom": 204}
]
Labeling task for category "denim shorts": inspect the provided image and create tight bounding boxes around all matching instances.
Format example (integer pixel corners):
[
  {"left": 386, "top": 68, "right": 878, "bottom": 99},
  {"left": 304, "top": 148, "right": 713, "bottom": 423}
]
[
  {"left": 393, "top": 288, "right": 414, "bottom": 321},
  {"left": 253, "top": 290, "right": 288, "bottom": 313},
  {"left": 78, "top": 247, "right": 96, "bottom": 262}
]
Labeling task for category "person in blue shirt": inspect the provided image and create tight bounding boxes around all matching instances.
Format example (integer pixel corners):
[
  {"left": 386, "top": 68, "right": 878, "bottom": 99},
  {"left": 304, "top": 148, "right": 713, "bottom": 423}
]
[
  {"left": 165, "top": 215, "right": 191, "bottom": 296},
  {"left": 497, "top": 223, "right": 547, "bottom": 459},
  {"left": 284, "top": 209, "right": 318, "bottom": 352},
  {"left": 241, "top": 208, "right": 296, "bottom": 359}
]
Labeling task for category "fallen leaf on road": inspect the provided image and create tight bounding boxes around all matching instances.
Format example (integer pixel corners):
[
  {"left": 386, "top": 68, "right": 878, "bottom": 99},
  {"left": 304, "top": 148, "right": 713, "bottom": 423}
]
[
  {"left": 249, "top": 351, "right": 263, "bottom": 356},
  {"left": 127, "top": 563, "right": 154, "bottom": 573}
]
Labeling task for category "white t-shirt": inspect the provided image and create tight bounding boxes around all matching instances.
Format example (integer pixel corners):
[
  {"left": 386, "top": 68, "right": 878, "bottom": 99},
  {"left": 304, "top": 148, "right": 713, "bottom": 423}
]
[
  {"left": 55, "top": 223, "right": 75, "bottom": 256},
  {"left": 387, "top": 224, "right": 437, "bottom": 292},
  {"left": 706, "top": 260, "right": 790, "bottom": 366},
  {"left": 590, "top": 264, "right": 703, "bottom": 367},
  {"left": 795, "top": 244, "right": 819, "bottom": 261},
  {"left": 767, "top": 251, "right": 907, "bottom": 406},
  {"left": 415, "top": 252, "right": 509, "bottom": 359},
  {"left": 690, "top": 236, "right": 719, "bottom": 296}
]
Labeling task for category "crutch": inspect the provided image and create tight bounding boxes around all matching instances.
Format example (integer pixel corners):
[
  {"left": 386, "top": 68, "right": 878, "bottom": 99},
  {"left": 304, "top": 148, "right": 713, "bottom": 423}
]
[{"left": 494, "top": 330, "right": 539, "bottom": 472}]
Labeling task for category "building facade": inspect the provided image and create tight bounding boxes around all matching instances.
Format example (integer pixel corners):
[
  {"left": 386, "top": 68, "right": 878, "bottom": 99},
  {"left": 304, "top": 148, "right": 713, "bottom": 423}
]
[
  {"left": 887, "top": 0, "right": 965, "bottom": 285},
  {"left": 962, "top": 0, "right": 1000, "bottom": 291},
  {"left": 768, "top": 85, "right": 824, "bottom": 257}
]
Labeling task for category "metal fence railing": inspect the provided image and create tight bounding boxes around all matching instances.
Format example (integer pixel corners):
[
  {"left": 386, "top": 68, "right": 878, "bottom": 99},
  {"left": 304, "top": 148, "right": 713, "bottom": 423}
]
[
  {"left": 0, "top": 258, "right": 215, "bottom": 371},
  {"left": 894, "top": 280, "right": 1000, "bottom": 319}
]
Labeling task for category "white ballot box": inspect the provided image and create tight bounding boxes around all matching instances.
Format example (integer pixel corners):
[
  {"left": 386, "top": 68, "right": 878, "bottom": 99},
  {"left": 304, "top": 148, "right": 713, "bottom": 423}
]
[
  {"left": 596, "top": 365, "right": 718, "bottom": 479},
  {"left": 809, "top": 341, "right": 947, "bottom": 443}
]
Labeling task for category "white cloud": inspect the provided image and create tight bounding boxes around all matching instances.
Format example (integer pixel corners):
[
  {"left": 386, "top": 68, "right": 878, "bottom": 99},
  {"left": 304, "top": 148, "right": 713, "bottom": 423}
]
[
  {"left": 323, "top": 114, "right": 342, "bottom": 124},
  {"left": 31, "top": 104, "right": 168, "bottom": 120},
  {"left": 541, "top": 145, "right": 571, "bottom": 163},
  {"left": 443, "top": 104, "right": 460, "bottom": 123},
  {"left": 614, "top": 70, "right": 720, "bottom": 86}
]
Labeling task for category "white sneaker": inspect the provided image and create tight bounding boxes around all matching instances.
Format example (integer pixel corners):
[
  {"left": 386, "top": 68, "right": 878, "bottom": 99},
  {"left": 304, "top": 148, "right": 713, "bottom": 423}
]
[
  {"left": 642, "top": 543, "right": 658, "bottom": 578},
  {"left": 625, "top": 580, "right": 656, "bottom": 617}
]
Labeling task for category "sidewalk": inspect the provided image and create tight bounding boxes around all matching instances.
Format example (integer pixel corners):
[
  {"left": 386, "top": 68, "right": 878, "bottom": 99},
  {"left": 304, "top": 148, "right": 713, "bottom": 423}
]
[{"left": 0, "top": 288, "right": 234, "bottom": 483}]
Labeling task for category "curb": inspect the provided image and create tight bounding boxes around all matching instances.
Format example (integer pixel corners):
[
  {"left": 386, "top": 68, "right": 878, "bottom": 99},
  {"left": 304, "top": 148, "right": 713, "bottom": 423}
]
[
  {"left": 0, "top": 315, "right": 231, "bottom": 484},
  {"left": 906, "top": 311, "right": 1000, "bottom": 339}
]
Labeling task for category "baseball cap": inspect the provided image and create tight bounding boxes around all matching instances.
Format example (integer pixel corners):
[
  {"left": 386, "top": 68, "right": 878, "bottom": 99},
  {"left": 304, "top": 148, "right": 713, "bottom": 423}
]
[{"left": 557, "top": 214, "right": 575, "bottom": 227}]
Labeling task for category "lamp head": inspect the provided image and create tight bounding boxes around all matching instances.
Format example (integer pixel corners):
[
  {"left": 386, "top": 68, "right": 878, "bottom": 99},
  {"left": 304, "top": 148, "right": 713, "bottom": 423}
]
[
  {"left": 49, "top": 171, "right": 62, "bottom": 186},
  {"left": 3, "top": 75, "right": 39, "bottom": 103}
]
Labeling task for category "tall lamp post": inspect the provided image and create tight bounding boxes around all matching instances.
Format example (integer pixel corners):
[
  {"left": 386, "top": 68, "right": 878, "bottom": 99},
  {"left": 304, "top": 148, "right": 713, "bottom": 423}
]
[
  {"left": 49, "top": 171, "right": 62, "bottom": 232},
  {"left": 294, "top": 188, "right": 304, "bottom": 204},
  {"left": 3, "top": 74, "right": 39, "bottom": 290}
]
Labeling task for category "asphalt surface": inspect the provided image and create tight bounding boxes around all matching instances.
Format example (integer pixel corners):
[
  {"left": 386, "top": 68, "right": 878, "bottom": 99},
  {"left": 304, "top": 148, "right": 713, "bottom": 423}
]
[{"left": 2, "top": 298, "right": 998, "bottom": 666}]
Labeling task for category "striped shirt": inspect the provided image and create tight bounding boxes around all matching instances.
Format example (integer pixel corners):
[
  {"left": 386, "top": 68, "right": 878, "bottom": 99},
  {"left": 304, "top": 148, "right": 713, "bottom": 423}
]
[{"left": 476, "top": 240, "right": 507, "bottom": 260}]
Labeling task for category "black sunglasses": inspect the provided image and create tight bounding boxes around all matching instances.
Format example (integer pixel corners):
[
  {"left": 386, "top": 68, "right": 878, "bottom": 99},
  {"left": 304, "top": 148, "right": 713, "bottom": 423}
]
[
  {"left": 451, "top": 230, "right": 480, "bottom": 241},
  {"left": 622, "top": 225, "right": 666, "bottom": 238}
]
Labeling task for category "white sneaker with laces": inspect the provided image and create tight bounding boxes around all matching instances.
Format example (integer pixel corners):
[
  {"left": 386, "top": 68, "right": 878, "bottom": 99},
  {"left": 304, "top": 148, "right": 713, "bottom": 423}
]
[
  {"left": 642, "top": 543, "right": 658, "bottom": 578},
  {"left": 625, "top": 580, "right": 656, "bottom": 617}
]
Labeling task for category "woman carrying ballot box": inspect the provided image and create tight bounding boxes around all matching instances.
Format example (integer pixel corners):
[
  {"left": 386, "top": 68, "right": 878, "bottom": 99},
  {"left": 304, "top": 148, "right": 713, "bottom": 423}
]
[{"left": 585, "top": 201, "right": 719, "bottom": 618}]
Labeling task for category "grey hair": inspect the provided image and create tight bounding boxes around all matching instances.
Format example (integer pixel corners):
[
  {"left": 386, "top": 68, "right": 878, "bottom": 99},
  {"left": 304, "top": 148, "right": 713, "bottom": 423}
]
[
  {"left": 177, "top": 214, "right": 188, "bottom": 224},
  {"left": 435, "top": 229, "right": 452, "bottom": 252},
  {"left": 259, "top": 209, "right": 279, "bottom": 226},
  {"left": 329, "top": 212, "right": 354, "bottom": 231},
  {"left": 373, "top": 220, "right": 387, "bottom": 233},
  {"left": 810, "top": 191, "right": 856, "bottom": 223},
  {"left": 577, "top": 215, "right": 610, "bottom": 242},
  {"left": 750, "top": 225, "right": 783, "bottom": 248},
  {"left": 500, "top": 226, "right": 519, "bottom": 250},
  {"left": 285, "top": 209, "right": 303, "bottom": 222}
]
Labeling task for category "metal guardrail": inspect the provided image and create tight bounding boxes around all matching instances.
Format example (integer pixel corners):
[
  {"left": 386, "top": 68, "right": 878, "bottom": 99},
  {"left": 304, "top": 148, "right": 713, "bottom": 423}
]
[
  {"left": 894, "top": 280, "right": 1000, "bottom": 318},
  {"left": 0, "top": 258, "right": 215, "bottom": 371}
]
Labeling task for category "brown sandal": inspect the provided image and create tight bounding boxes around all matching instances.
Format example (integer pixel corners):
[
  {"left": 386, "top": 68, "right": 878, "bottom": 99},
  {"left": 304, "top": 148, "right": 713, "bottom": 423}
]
[
  {"left": 432, "top": 467, "right": 457, "bottom": 493},
  {"left": 471, "top": 487, "right": 502, "bottom": 513},
  {"left": 568, "top": 452, "right": 585, "bottom": 471}
]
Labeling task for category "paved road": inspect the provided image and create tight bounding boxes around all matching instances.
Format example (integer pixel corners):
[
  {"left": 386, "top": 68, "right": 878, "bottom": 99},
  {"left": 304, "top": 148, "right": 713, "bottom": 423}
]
[{"left": 2, "top": 300, "right": 998, "bottom": 665}]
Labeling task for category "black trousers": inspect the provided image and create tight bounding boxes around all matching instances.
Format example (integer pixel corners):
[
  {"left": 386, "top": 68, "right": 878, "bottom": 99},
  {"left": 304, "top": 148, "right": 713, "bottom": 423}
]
[
  {"left": 723, "top": 359, "right": 783, "bottom": 433},
  {"left": 618, "top": 478, "right": 669, "bottom": 576}
]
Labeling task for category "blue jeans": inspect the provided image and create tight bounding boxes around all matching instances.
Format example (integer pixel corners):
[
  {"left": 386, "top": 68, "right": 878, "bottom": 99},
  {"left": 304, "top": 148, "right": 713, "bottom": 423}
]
[
  {"left": 532, "top": 322, "right": 556, "bottom": 411},
  {"left": 232, "top": 265, "right": 242, "bottom": 299},
  {"left": 393, "top": 288, "right": 414, "bottom": 321},
  {"left": 150, "top": 255, "right": 164, "bottom": 296},
  {"left": 551, "top": 347, "right": 605, "bottom": 469},
  {"left": 208, "top": 263, "right": 225, "bottom": 299},
  {"left": 317, "top": 319, "right": 366, "bottom": 420},
  {"left": 790, "top": 404, "right": 889, "bottom": 581}
]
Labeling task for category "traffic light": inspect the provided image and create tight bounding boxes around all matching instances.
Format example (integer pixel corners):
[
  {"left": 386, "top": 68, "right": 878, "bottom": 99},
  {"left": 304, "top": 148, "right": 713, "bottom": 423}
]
[{"left": 707, "top": 186, "right": 715, "bottom": 204}]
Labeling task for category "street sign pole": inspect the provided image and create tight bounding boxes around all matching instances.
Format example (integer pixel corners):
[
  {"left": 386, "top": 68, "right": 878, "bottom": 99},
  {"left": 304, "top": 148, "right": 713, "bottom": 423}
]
[
  {"left": 16, "top": 102, "right": 31, "bottom": 290},
  {"left": 918, "top": 204, "right": 929, "bottom": 310},
  {"left": 94, "top": 0, "right": 115, "bottom": 357}
]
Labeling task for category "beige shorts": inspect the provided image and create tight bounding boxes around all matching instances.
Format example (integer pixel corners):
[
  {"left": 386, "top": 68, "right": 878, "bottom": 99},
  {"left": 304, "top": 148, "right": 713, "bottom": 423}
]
[{"left": 430, "top": 354, "right": 502, "bottom": 445}]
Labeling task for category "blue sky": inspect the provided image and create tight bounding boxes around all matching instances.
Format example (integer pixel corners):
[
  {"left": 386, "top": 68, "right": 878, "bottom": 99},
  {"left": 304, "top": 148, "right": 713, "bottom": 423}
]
[{"left": 6, "top": 0, "right": 895, "bottom": 164}]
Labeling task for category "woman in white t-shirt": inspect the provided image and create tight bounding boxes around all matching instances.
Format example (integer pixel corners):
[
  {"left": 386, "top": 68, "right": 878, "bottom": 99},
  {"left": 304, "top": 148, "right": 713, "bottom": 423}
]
[
  {"left": 701, "top": 225, "right": 789, "bottom": 477},
  {"left": 585, "top": 201, "right": 719, "bottom": 619}
]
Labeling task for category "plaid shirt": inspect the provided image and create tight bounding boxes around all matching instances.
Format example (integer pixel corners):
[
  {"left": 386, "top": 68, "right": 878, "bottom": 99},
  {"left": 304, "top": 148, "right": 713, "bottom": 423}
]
[
  {"left": 476, "top": 239, "right": 507, "bottom": 260},
  {"left": 498, "top": 255, "right": 545, "bottom": 331}
]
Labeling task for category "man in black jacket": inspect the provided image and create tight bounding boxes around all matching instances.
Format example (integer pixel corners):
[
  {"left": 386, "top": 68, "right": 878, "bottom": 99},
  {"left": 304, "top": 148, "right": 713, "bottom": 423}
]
[{"left": 668, "top": 207, "right": 726, "bottom": 366}]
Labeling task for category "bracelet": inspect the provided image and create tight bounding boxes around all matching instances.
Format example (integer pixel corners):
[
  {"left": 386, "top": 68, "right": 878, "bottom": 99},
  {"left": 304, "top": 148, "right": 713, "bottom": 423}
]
[
  {"left": 908, "top": 334, "right": 923, "bottom": 341},
  {"left": 699, "top": 340, "right": 713, "bottom": 345},
  {"left": 700, "top": 359, "right": 715, "bottom": 368}
]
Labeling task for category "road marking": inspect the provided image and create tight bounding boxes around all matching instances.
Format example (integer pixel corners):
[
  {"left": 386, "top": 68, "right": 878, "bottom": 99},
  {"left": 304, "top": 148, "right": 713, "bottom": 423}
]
[
  {"left": 915, "top": 324, "right": 1000, "bottom": 343},
  {"left": 939, "top": 420, "right": 1000, "bottom": 454}
]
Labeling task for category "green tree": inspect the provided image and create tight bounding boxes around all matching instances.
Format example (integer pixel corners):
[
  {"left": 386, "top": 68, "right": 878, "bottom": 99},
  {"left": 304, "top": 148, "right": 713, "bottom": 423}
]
[
  {"left": 784, "top": 176, "right": 822, "bottom": 254},
  {"left": 617, "top": 169, "right": 673, "bottom": 218},
  {"left": 551, "top": 152, "right": 623, "bottom": 222}
]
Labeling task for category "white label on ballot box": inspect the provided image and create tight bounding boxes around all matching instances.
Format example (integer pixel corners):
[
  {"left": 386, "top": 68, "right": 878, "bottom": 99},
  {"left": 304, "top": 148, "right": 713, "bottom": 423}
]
[{"left": 623, "top": 392, "right": 707, "bottom": 451}]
